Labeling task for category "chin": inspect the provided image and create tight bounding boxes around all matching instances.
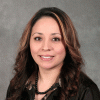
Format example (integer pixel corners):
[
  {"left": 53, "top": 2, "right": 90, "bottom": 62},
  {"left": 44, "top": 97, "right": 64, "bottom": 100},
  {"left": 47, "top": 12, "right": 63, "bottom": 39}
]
[
  {"left": 39, "top": 66, "right": 53, "bottom": 69},
  {"left": 38, "top": 64, "right": 55, "bottom": 69}
]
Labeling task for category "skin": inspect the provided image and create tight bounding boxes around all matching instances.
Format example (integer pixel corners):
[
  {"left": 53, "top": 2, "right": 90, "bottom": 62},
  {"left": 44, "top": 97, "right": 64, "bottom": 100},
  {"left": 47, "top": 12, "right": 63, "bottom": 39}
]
[{"left": 30, "top": 17, "right": 66, "bottom": 100}]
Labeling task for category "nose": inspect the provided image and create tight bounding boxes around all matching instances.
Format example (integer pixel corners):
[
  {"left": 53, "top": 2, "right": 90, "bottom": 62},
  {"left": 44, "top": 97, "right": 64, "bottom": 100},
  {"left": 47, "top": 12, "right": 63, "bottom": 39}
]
[{"left": 42, "top": 40, "right": 52, "bottom": 51}]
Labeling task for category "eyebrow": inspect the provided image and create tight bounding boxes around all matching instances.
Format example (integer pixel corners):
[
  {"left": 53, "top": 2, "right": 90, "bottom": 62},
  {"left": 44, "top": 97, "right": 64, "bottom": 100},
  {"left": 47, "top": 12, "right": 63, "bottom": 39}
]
[
  {"left": 51, "top": 33, "right": 61, "bottom": 35},
  {"left": 32, "top": 32, "right": 43, "bottom": 36},
  {"left": 32, "top": 32, "right": 61, "bottom": 36}
]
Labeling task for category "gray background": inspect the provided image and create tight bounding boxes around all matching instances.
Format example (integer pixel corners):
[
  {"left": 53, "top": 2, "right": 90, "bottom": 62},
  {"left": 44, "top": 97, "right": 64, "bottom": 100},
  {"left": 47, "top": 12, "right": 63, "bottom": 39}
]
[{"left": 0, "top": 0, "right": 100, "bottom": 99}]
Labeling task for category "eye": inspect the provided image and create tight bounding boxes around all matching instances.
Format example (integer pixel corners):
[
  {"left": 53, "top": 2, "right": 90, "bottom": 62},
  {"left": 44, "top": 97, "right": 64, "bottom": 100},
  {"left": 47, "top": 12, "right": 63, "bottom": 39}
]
[
  {"left": 52, "top": 38, "right": 60, "bottom": 41},
  {"left": 34, "top": 37, "right": 42, "bottom": 41}
]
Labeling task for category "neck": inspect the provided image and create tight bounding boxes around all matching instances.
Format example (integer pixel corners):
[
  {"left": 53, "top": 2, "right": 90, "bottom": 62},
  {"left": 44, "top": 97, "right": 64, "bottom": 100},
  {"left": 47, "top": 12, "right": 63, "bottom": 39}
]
[{"left": 38, "top": 65, "right": 62, "bottom": 86}]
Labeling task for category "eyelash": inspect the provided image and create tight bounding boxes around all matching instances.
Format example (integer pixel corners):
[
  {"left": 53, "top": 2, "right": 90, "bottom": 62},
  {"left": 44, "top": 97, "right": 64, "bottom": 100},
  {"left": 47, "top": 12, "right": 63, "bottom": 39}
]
[
  {"left": 34, "top": 37, "right": 42, "bottom": 41},
  {"left": 34, "top": 37, "right": 60, "bottom": 41},
  {"left": 52, "top": 38, "right": 60, "bottom": 41}
]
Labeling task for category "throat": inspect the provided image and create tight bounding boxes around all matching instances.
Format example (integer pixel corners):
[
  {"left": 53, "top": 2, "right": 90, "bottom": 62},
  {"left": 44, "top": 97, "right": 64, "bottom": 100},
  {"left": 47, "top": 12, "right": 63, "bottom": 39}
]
[{"left": 35, "top": 73, "right": 60, "bottom": 95}]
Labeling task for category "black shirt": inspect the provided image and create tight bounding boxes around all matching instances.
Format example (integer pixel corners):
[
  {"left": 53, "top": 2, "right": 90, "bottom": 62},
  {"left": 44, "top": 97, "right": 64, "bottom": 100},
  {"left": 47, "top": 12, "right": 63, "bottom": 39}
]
[{"left": 6, "top": 72, "right": 100, "bottom": 100}]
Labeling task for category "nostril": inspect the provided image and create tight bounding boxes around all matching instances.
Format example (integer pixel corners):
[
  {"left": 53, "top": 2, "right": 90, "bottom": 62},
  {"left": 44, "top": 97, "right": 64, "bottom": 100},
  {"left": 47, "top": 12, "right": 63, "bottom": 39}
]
[
  {"left": 42, "top": 48, "right": 51, "bottom": 51},
  {"left": 42, "top": 40, "right": 53, "bottom": 51}
]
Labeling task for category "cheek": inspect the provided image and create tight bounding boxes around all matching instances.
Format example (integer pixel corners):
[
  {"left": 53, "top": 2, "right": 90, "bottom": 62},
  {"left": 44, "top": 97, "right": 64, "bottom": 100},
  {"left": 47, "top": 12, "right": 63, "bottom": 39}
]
[
  {"left": 55, "top": 45, "right": 66, "bottom": 55},
  {"left": 30, "top": 43, "right": 39, "bottom": 54}
]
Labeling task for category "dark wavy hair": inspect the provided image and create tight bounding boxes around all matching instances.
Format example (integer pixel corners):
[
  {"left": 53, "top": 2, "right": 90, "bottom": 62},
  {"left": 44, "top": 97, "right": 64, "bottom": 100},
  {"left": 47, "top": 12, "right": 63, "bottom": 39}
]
[{"left": 6, "top": 7, "right": 84, "bottom": 100}]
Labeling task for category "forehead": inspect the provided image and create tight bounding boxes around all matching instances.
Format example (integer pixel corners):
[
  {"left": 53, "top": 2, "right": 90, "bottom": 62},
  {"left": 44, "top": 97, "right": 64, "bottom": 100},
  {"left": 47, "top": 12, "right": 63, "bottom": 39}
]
[
  {"left": 31, "top": 16, "right": 61, "bottom": 35},
  {"left": 33, "top": 16, "right": 59, "bottom": 27}
]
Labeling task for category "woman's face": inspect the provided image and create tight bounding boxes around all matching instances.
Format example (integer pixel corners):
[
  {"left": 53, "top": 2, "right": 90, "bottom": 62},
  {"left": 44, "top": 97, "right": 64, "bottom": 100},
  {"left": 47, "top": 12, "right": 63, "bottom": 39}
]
[{"left": 30, "top": 17, "right": 66, "bottom": 70}]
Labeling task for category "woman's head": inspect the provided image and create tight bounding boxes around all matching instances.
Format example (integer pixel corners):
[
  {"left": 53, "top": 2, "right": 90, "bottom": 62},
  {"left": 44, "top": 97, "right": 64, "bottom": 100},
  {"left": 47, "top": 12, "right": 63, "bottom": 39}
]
[
  {"left": 30, "top": 16, "right": 66, "bottom": 70},
  {"left": 19, "top": 7, "right": 82, "bottom": 70}
]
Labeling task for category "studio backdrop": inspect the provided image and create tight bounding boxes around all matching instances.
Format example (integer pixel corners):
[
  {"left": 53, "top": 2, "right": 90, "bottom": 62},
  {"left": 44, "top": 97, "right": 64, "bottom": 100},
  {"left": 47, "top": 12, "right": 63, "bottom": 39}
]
[{"left": 0, "top": 0, "right": 100, "bottom": 99}]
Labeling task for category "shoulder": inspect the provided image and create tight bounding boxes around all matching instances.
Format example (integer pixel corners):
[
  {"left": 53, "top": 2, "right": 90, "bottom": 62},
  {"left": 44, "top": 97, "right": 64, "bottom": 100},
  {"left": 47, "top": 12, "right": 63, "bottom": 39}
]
[
  {"left": 76, "top": 72, "right": 100, "bottom": 100},
  {"left": 79, "top": 72, "right": 99, "bottom": 90},
  {"left": 79, "top": 72, "right": 97, "bottom": 87}
]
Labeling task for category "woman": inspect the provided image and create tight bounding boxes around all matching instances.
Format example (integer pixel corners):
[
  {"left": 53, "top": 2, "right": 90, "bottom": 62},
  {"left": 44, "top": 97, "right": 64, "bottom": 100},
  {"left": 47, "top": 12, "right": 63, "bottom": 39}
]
[{"left": 6, "top": 7, "right": 100, "bottom": 100}]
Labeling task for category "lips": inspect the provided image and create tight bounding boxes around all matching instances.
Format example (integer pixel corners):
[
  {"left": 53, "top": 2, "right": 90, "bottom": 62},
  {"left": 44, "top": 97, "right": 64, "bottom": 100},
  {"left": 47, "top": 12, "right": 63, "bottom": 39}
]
[{"left": 39, "top": 55, "right": 54, "bottom": 61}]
